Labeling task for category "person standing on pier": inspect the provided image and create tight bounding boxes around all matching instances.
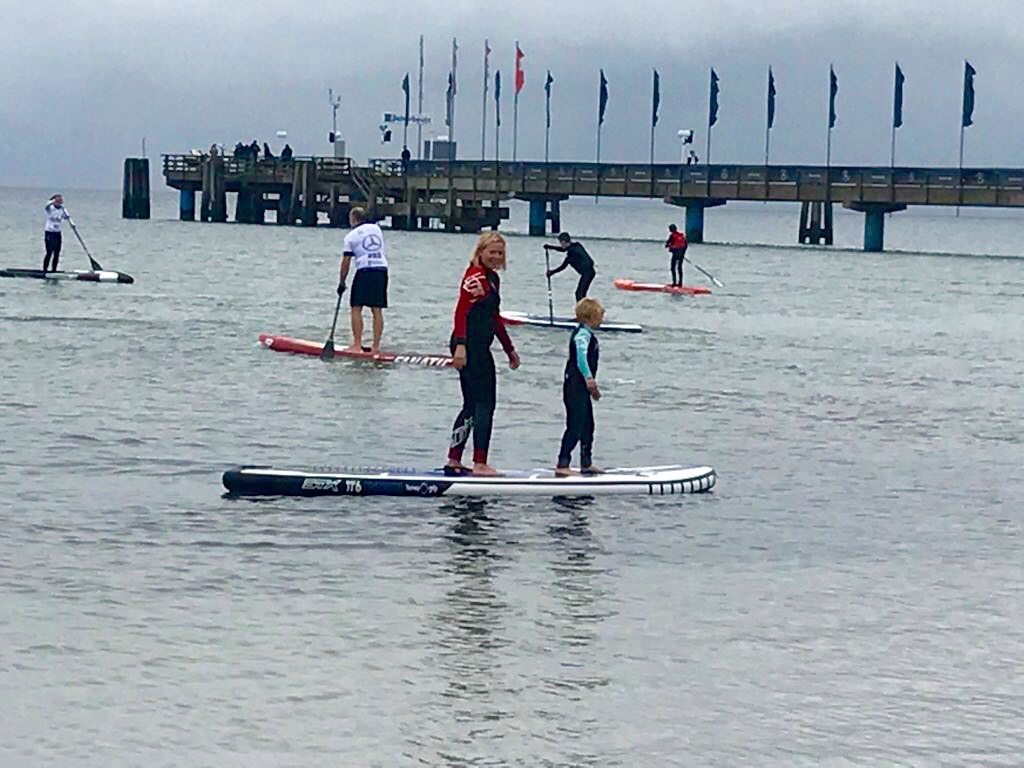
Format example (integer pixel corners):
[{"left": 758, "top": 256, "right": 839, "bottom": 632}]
[
  {"left": 545, "top": 232, "right": 596, "bottom": 302},
  {"left": 665, "top": 223, "right": 688, "bottom": 287},
  {"left": 43, "top": 194, "right": 67, "bottom": 273},
  {"left": 339, "top": 206, "right": 389, "bottom": 355}
]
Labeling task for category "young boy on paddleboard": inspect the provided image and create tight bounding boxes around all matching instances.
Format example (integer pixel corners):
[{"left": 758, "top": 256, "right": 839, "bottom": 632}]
[{"left": 555, "top": 298, "right": 605, "bottom": 477}]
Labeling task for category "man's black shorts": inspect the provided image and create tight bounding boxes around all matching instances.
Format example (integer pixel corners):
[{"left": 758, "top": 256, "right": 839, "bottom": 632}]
[{"left": 350, "top": 268, "right": 388, "bottom": 308}]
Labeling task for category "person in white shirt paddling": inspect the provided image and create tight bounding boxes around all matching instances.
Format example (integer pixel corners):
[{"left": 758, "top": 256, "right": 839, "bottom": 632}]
[
  {"left": 44, "top": 194, "right": 68, "bottom": 272},
  {"left": 338, "top": 207, "right": 389, "bottom": 354}
]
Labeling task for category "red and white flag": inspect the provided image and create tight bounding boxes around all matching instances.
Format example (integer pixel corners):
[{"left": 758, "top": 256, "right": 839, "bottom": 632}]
[{"left": 515, "top": 43, "right": 525, "bottom": 94}]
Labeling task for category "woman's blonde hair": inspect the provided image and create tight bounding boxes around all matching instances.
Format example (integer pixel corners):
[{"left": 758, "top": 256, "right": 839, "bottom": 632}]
[
  {"left": 470, "top": 232, "right": 507, "bottom": 269},
  {"left": 575, "top": 297, "right": 604, "bottom": 325}
]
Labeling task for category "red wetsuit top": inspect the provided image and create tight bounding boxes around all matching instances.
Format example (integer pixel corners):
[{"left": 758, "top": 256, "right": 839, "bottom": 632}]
[
  {"left": 452, "top": 265, "right": 515, "bottom": 356},
  {"left": 666, "top": 231, "right": 688, "bottom": 250}
]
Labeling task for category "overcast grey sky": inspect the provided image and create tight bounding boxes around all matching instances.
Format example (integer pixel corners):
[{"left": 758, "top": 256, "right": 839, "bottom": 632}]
[{"left": 1, "top": 0, "right": 1023, "bottom": 188}]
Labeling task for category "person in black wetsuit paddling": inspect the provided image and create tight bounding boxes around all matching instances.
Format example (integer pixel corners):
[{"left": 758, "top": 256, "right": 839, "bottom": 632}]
[
  {"left": 446, "top": 232, "right": 521, "bottom": 477},
  {"left": 545, "top": 232, "right": 596, "bottom": 302}
]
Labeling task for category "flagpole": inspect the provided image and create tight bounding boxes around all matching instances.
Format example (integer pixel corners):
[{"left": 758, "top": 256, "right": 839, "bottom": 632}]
[
  {"left": 649, "top": 70, "right": 656, "bottom": 170},
  {"left": 957, "top": 124, "right": 965, "bottom": 216},
  {"left": 891, "top": 123, "right": 896, "bottom": 168},
  {"left": 450, "top": 72, "right": 457, "bottom": 158},
  {"left": 403, "top": 76, "right": 410, "bottom": 149},
  {"left": 544, "top": 81, "right": 551, "bottom": 163},
  {"left": 545, "top": 113, "right": 550, "bottom": 163},
  {"left": 494, "top": 71, "right": 501, "bottom": 229},
  {"left": 417, "top": 35, "right": 424, "bottom": 160},
  {"left": 649, "top": 70, "right": 656, "bottom": 197},
  {"left": 513, "top": 91, "right": 519, "bottom": 162},
  {"left": 764, "top": 121, "right": 770, "bottom": 203},
  {"left": 481, "top": 40, "right": 489, "bottom": 160},
  {"left": 596, "top": 70, "right": 606, "bottom": 204}
]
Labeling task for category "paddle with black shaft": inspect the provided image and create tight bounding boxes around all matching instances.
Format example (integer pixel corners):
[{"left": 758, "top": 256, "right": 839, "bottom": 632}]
[
  {"left": 63, "top": 211, "right": 103, "bottom": 271},
  {"left": 683, "top": 255, "right": 724, "bottom": 288},
  {"left": 320, "top": 286, "right": 344, "bottom": 360},
  {"left": 544, "top": 247, "right": 555, "bottom": 325}
]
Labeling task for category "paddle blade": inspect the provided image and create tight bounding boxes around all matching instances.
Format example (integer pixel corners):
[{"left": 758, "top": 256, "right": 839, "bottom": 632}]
[{"left": 319, "top": 340, "right": 335, "bottom": 360}]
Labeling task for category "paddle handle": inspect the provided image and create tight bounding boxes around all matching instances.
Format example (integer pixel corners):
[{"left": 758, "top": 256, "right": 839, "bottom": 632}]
[
  {"left": 327, "top": 292, "right": 343, "bottom": 341},
  {"left": 544, "top": 248, "right": 554, "bottom": 324}
]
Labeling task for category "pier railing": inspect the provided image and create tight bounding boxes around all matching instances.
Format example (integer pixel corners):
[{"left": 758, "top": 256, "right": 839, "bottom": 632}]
[
  {"left": 366, "top": 159, "right": 1024, "bottom": 207},
  {"left": 162, "top": 154, "right": 353, "bottom": 184}
]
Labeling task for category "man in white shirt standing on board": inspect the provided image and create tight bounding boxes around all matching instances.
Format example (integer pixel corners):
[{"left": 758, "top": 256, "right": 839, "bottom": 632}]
[
  {"left": 44, "top": 194, "right": 68, "bottom": 272},
  {"left": 338, "top": 206, "right": 389, "bottom": 355}
]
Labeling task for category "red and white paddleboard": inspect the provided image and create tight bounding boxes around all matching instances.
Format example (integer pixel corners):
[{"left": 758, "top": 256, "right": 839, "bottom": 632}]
[
  {"left": 613, "top": 278, "right": 711, "bottom": 296},
  {"left": 258, "top": 334, "right": 453, "bottom": 368}
]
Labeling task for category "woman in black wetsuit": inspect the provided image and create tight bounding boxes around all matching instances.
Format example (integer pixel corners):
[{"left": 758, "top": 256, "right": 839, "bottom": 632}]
[
  {"left": 545, "top": 231, "right": 596, "bottom": 302},
  {"left": 446, "top": 232, "right": 521, "bottom": 477}
]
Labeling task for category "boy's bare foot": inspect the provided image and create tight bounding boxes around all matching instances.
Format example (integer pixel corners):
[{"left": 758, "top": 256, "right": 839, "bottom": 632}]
[
  {"left": 581, "top": 465, "right": 605, "bottom": 476},
  {"left": 472, "top": 463, "right": 500, "bottom": 476},
  {"left": 554, "top": 466, "right": 577, "bottom": 477}
]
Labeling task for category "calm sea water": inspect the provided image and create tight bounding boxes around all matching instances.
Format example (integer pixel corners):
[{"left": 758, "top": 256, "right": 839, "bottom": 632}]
[{"left": 2, "top": 188, "right": 1023, "bottom": 766}]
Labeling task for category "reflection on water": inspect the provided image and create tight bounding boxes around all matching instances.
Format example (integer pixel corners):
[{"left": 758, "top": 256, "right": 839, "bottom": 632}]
[
  {"left": 422, "top": 500, "right": 515, "bottom": 763},
  {"left": 537, "top": 501, "right": 616, "bottom": 766}
]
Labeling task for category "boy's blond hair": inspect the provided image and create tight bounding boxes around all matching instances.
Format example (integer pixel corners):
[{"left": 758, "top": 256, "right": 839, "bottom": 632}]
[{"left": 575, "top": 297, "right": 604, "bottom": 325}]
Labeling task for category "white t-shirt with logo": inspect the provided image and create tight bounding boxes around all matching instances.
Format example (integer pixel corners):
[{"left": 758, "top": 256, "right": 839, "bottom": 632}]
[
  {"left": 45, "top": 203, "right": 66, "bottom": 233},
  {"left": 342, "top": 222, "right": 389, "bottom": 272}
]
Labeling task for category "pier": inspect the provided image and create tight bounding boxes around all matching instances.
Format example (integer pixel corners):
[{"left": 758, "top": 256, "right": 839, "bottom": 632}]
[{"left": 159, "top": 154, "right": 1024, "bottom": 252}]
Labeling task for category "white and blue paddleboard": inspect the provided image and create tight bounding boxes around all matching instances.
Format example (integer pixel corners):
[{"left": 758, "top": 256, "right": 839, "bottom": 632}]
[
  {"left": 223, "top": 463, "right": 715, "bottom": 498},
  {"left": 0, "top": 267, "right": 134, "bottom": 284},
  {"left": 500, "top": 311, "right": 643, "bottom": 334}
]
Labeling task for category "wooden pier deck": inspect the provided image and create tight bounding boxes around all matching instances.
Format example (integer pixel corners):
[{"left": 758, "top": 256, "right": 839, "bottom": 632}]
[{"left": 161, "top": 154, "right": 1024, "bottom": 251}]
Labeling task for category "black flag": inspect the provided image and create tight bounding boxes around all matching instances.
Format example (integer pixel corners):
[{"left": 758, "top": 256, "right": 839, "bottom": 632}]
[
  {"left": 545, "top": 70, "right": 553, "bottom": 128},
  {"left": 893, "top": 63, "right": 904, "bottom": 128},
  {"left": 598, "top": 70, "right": 609, "bottom": 125},
  {"left": 652, "top": 69, "right": 660, "bottom": 127},
  {"left": 445, "top": 73, "right": 453, "bottom": 127},
  {"left": 495, "top": 70, "right": 501, "bottom": 127},
  {"left": 962, "top": 61, "right": 976, "bottom": 127},
  {"left": 829, "top": 65, "right": 838, "bottom": 128},
  {"left": 402, "top": 73, "right": 410, "bottom": 120},
  {"left": 708, "top": 69, "right": 720, "bottom": 127},
  {"left": 767, "top": 67, "right": 776, "bottom": 129}
]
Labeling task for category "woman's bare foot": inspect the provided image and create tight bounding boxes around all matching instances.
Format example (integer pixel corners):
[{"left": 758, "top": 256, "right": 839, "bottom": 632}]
[
  {"left": 581, "top": 465, "right": 605, "bottom": 476},
  {"left": 554, "top": 466, "right": 577, "bottom": 477},
  {"left": 472, "top": 463, "right": 500, "bottom": 476}
]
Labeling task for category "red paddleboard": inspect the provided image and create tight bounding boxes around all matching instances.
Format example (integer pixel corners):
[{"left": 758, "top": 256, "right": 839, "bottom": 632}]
[
  {"left": 258, "top": 334, "right": 452, "bottom": 368},
  {"left": 614, "top": 278, "right": 711, "bottom": 295}
]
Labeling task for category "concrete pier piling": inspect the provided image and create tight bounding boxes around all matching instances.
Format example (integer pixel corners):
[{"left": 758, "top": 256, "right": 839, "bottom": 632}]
[
  {"left": 525, "top": 196, "right": 566, "bottom": 236},
  {"left": 849, "top": 203, "right": 907, "bottom": 252},
  {"left": 179, "top": 189, "right": 196, "bottom": 221},
  {"left": 122, "top": 158, "right": 150, "bottom": 219},
  {"left": 799, "top": 201, "right": 833, "bottom": 246}
]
